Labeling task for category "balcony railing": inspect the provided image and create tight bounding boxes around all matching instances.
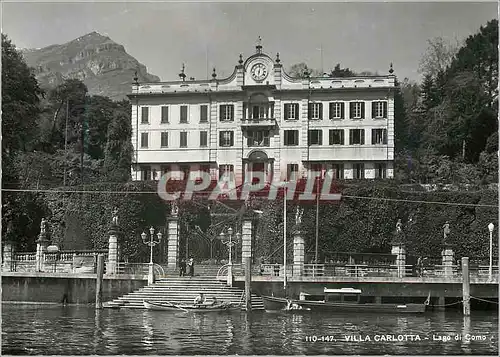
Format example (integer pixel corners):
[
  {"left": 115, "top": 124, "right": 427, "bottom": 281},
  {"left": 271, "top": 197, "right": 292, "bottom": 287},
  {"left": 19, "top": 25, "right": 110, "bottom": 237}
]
[
  {"left": 241, "top": 117, "right": 277, "bottom": 127},
  {"left": 247, "top": 137, "right": 270, "bottom": 147}
]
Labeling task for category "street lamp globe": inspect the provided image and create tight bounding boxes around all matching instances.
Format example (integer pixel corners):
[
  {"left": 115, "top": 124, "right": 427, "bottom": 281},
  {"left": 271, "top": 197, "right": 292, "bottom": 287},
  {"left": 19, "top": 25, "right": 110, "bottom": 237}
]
[
  {"left": 150, "top": 227, "right": 155, "bottom": 236},
  {"left": 219, "top": 232, "right": 225, "bottom": 239},
  {"left": 228, "top": 227, "right": 233, "bottom": 236},
  {"left": 488, "top": 223, "right": 494, "bottom": 232},
  {"left": 157, "top": 232, "right": 163, "bottom": 241}
]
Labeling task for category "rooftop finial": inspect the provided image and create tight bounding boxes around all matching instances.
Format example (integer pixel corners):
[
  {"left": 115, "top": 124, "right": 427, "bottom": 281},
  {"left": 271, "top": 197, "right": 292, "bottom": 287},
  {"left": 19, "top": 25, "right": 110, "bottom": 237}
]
[
  {"left": 239, "top": 54, "right": 243, "bottom": 65},
  {"left": 276, "top": 52, "right": 280, "bottom": 63},
  {"left": 256, "top": 36, "right": 262, "bottom": 54},
  {"left": 133, "top": 70, "right": 138, "bottom": 84},
  {"left": 212, "top": 67, "right": 217, "bottom": 79},
  {"left": 389, "top": 62, "right": 394, "bottom": 74},
  {"left": 179, "top": 63, "right": 186, "bottom": 81}
]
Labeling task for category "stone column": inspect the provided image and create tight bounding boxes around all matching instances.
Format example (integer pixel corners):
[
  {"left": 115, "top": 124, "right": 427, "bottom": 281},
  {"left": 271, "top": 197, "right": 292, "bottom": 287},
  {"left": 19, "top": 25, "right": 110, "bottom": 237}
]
[
  {"left": 391, "top": 243, "right": 406, "bottom": 278},
  {"left": 167, "top": 216, "right": 179, "bottom": 271},
  {"left": 293, "top": 230, "right": 305, "bottom": 277},
  {"left": 2, "top": 240, "right": 14, "bottom": 272},
  {"left": 241, "top": 219, "right": 253, "bottom": 261},
  {"left": 106, "top": 224, "right": 120, "bottom": 275},
  {"left": 35, "top": 233, "right": 50, "bottom": 272},
  {"left": 441, "top": 244, "right": 454, "bottom": 277}
]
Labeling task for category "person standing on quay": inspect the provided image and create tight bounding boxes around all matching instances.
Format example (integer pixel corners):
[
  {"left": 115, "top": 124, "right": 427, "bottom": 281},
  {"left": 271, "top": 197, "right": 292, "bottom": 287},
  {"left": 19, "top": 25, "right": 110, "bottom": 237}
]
[{"left": 188, "top": 258, "right": 195, "bottom": 277}]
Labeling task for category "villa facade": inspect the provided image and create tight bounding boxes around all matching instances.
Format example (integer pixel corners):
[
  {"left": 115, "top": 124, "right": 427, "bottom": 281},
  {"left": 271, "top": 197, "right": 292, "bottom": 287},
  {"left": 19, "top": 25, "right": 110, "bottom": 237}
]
[{"left": 129, "top": 42, "right": 395, "bottom": 185}]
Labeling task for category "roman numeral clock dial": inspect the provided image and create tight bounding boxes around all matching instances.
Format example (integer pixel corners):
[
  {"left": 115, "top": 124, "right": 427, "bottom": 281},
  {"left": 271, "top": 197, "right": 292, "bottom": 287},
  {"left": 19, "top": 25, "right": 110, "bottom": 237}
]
[{"left": 251, "top": 63, "right": 268, "bottom": 81}]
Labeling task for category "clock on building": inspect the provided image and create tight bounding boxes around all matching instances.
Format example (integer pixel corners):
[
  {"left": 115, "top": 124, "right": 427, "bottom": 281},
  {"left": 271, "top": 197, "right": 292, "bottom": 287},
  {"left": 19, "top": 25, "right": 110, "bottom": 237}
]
[{"left": 251, "top": 63, "right": 268, "bottom": 81}]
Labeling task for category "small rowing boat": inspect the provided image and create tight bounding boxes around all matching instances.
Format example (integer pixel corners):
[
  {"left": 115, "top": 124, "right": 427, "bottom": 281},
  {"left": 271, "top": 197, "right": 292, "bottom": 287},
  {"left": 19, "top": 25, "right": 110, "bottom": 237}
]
[{"left": 143, "top": 300, "right": 240, "bottom": 312}]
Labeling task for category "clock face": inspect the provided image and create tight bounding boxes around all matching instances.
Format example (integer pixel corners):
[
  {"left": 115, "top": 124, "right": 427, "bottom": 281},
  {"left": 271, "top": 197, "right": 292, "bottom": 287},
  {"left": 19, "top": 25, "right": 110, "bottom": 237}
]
[{"left": 251, "top": 63, "right": 268, "bottom": 81}]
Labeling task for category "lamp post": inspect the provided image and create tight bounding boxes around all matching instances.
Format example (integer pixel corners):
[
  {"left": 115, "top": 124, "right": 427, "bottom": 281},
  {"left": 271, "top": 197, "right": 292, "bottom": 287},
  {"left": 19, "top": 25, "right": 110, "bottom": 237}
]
[
  {"left": 488, "top": 223, "right": 494, "bottom": 281},
  {"left": 141, "top": 227, "right": 163, "bottom": 285},
  {"left": 219, "top": 227, "right": 241, "bottom": 287}
]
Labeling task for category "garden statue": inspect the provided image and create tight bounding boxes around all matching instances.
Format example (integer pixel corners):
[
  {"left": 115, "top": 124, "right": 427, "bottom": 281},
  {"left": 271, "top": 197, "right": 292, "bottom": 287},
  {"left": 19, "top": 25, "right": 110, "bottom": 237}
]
[
  {"left": 295, "top": 207, "right": 304, "bottom": 226},
  {"left": 40, "top": 218, "right": 47, "bottom": 234},
  {"left": 443, "top": 221, "right": 450, "bottom": 242},
  {"left": 112, "top": 207, "right": 119, "bottom": 226},
  {"left": 396, "top": 219, "right": 403, "bottom": 234},
  {"left": 171, "top": 200, "right": 179, "bottom": 217}
]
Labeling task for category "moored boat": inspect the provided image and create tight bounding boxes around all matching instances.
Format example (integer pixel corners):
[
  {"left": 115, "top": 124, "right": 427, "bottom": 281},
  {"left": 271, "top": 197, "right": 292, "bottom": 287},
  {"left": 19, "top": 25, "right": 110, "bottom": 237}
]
[
  {"left": 263, "top": 288, "right": 429, "bottom": 314},
  {"left": 143, "top": 300, "right": 240, "bottom": 312}
]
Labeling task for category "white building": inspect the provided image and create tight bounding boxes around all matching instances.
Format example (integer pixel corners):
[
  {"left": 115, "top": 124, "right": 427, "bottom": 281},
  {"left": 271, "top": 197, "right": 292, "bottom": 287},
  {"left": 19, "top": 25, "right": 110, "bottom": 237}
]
[{"left": 129, "top": 42, "right": 395, "bottom": 185}]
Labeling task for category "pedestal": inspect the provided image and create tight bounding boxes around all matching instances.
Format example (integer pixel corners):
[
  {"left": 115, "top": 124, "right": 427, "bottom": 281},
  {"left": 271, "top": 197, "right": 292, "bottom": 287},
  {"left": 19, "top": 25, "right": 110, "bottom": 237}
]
[
  {"left": 227, "top": 264, "right": 233, "bottom": 287},
  {"left": 106, "top": 225, "right": 119, "bottom": 275},
  {"left": 241, "top": 219, "right": 252, "bottom": 260},
  {"left": 167, "top": 217, "right": 179, "bottom": 271},
  {"left": 441, "top": 244, "right": 454, "bottom": 277},
  {"left": 293, "top": 230, "right": 305, "bottom": 276},
  {"left": 2, "top": 241, "right": 14, "bottom": 272},
  {"left": 36, "top": 235, "right": 50, "bottom": 272},
  {"left": 391, "top": 243, "right": 406, "bottom": 278},
  {"left": 148, "top": 262, "right": 154, "bottom": 285}
]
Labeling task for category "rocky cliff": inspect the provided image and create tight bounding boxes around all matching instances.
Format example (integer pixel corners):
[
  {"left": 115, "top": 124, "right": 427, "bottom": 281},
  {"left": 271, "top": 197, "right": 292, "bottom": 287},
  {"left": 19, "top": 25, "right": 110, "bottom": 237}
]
[{"left": 21, "top": 31, "right": 160, "bottom": 101}]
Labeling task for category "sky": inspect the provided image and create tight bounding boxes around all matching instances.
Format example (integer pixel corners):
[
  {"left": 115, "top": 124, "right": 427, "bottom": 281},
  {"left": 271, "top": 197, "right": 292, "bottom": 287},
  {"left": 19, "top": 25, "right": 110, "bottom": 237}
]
[{"left": 1, "top": 1, "right": 497, "bottom": 83}]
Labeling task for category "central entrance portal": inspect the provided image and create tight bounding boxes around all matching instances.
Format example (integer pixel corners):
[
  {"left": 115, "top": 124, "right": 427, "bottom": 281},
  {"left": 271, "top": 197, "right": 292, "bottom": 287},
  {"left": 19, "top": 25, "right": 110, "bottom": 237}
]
[{"left": 244, "top": 150, "right": 273, "bottom": 184}]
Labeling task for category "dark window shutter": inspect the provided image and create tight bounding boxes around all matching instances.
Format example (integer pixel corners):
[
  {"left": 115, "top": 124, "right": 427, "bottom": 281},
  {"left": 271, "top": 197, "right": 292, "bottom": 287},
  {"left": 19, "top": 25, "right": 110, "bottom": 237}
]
[
  {"left": 341, "top": 130, "right": 345, "bottom": 144},
  {"left": 350, "top": 103, "right": 354, "bottom": 119},
  {"left": 384, "top": 129, "right": 387, "bottom": 144},
  {"left": 219, "top": 106, "right": 223, "bottom": 121},
  {"left": 230, "top": 132, "right": 234, "bottom": 146},
  {"left": 319, "top": 103, "right": 323, "bottom": 119},
  {"left": 219, "top": 132, "right": 223, "bottom": 146},
  {"left": 284, "top": 131, "right": 288, "bottom": 145},
  {"left": 284, "top": 104, "right": 289, "bottom": 120},
  {"left": 372, "top": 102, "right": 377, "bottom": 119},
  {"left": 295, "top": 130, "right": 299, "bottom": 145},
  {"left": 161, "top": 106, "right": 169, "bottom": 123},
  {"left": 329, "top": 103, "right": 333, "bottom": 119},
  {"left": 361, "top": 130, "right": 365, "bottom": 144},
  {"left": 200, "top": 105, "right": 207, "bottom": 122},
  {"left": 230, "top": 105, "right": 234, "bottom": 120},
  {"left": 383, "top": 102, "right": 388, "bottom": 118},
  {"left": 308, "top": 103, "right": 312, "bottom": 119},
  {"left": 349, "top": 130, "right": 353, "bottom": 145},
  {"left": 340, "top": 103, "right": 345, "bottom": 119},
  {"left": 319, "top": 130, "right": 323, "bottom": 145},
  {"left": 361, "top": 103, "right": 365, "bottom": 119},
  {"left": 294, "top": 104, "right": 299, "bottom": 119}
]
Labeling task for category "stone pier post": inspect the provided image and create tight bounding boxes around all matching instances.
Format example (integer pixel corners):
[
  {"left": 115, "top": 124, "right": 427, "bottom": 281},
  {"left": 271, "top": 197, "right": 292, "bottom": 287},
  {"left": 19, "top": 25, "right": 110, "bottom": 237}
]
[
  {"left": 241, "top": 219, "right": 253, "bottom": 262},
  {"left": 391, "top": 243, "right": 406, "bottom": 278},
  {"left": 293, "top": 230, "right": 305, "bottom": 277},
  {"left": 106, "top": 224, "right": 120, "bottom": 275},
  {"left": 441, "top": 244, "right": 454, "bottom": 277},
  {"left": 2, "top": 241, "right": 14, "bottom": 272},
  {"left": 167, "top": 216, "right": 179, "bottom": 271}
]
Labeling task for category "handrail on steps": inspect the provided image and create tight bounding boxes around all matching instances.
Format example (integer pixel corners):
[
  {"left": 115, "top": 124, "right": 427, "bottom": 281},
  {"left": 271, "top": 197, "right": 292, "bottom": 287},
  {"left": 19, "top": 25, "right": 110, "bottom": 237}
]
[{"left": 217, "top": 264, "right": 230, "bottom": 281}]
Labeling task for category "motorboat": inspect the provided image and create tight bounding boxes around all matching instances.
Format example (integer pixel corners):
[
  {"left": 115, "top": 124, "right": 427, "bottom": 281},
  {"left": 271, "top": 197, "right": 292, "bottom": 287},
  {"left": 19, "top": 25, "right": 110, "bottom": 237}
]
[{"left": 263, "top": 288, "right": 429, "bottom": 314}]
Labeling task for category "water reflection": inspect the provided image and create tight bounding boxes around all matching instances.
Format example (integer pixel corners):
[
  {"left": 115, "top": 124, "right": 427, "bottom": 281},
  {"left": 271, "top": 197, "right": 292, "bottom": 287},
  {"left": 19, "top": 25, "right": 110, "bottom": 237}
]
[
  {"left": 462, "top": 315, "right": 473, "bottom": 355},
  {"left": 1, "top": 305, "right": 498, "bottom": 355},
  {"left": 141, "top": 311, "right": 154, "bottom": 349}
]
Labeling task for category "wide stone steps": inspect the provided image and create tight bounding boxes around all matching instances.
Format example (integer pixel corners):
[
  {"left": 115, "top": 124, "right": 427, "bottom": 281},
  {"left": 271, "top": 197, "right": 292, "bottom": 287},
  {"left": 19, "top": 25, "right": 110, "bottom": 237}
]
[{"left": 104, "top": 277, "right": 264, "bottom": 310}]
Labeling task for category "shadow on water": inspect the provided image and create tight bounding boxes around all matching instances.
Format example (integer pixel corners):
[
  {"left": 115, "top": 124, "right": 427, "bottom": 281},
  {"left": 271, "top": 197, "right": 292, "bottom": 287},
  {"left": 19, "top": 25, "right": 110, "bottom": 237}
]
[{"left": 1, "top": 304, "right": 498, "bottom": 355}]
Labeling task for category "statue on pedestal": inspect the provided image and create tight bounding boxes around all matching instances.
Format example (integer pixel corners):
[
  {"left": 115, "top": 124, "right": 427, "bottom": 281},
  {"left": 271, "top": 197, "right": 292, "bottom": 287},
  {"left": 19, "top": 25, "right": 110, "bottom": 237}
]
[
  {"left": 295, "top": 207, "right": 304, "bottom": 226},
  {"left": 392, "top": 218, "right": 404, "bottom": 245},
  {"left": 40, "top": 218, "right": 47, "bottom": 235},
  {"left": 443, "top": 221, "right": 450, "bottom": 244},
  {"left": 171, "top": 200, "right": 179, "bottom": 217},
  {"left": 396, "top": 219, "right": 403, "bottom": 234},
  {"left": 112, "top": 207, "right": 119, "bottom": 226}
]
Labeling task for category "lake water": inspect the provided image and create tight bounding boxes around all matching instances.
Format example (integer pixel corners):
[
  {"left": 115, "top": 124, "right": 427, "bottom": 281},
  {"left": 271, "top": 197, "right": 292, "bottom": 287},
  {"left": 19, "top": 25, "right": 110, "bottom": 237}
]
[{"left": 1, "top": 304, "right": 498, "bottom": 355}]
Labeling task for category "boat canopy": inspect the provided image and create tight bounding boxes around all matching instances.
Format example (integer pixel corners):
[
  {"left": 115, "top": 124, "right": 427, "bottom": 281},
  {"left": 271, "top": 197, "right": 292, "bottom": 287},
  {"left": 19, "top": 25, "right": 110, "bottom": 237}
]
[{"left": 324, "top": 288, "right": 362, "bottom": 294}]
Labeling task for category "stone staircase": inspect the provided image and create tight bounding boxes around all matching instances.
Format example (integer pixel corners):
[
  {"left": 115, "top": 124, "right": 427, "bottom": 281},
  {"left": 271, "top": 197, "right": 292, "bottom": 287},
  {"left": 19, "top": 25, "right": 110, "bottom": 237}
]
[{"left": 104, "top": 276, "right": 265, "bottom": 310}]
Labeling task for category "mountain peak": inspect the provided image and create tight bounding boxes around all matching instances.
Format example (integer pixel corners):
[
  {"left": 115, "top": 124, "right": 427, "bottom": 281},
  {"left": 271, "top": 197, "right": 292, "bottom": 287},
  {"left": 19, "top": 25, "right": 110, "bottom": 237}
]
[{"left": 22, "top": 32, "right": 160, "bottom": 100}]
